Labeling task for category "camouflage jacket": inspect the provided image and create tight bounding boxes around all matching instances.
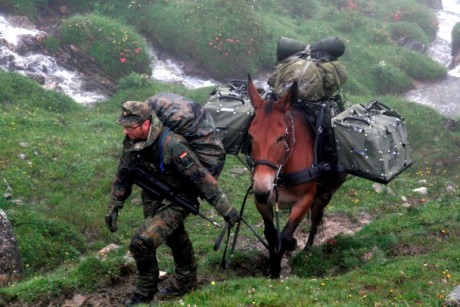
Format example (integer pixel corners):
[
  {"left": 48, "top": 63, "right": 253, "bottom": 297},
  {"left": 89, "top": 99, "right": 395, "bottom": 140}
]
[{"left": 110, "top": 115, "right": 233, "bottom": 216}]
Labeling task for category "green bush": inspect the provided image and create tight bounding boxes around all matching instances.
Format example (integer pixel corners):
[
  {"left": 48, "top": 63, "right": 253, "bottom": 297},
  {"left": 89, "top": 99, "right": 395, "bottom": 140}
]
[
  {"left": 386, "top": 21, "right": 430, "bottom": 46},
  {"left": 400, "top": 49, "right": 447, "bottom": 81},
  {"left": 118, "top": 72, "right": 153, "bottom": 90},
  {"left": 138, "top": 0, "right": 267, "bottom": 79},
  {"left": 43, "top": 35, "right": 61, "bottom": 53},
  {"left": 371, "top": 60, "right": 412, "bottom": 94},
  {"left": 452, "top": 22, "right": 460, "bottom": 55},
  {"left": 59, "top": 14, "right": 151, "bottom": 80}
]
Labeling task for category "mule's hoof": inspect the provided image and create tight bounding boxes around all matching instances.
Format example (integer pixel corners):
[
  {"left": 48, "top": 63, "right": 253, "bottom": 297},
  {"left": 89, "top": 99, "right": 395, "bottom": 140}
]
[{"left": 284, "top": 238, "right": 297, "bottom": 252}]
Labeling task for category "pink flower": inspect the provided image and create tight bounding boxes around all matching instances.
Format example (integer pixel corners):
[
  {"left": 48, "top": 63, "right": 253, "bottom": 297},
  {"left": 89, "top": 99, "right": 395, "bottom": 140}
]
[
  {"left": 120, "top": 58, "right": 126, "bottom": 63},
  {"left": 347, "top": 0, "right": 357, "bottom": 10},
  {"left": 134, "top": 47, "right": 142, "bottom": 53}
]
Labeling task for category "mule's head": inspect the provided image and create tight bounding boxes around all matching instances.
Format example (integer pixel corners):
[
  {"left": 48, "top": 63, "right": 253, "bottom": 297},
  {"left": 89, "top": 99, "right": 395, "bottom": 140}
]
[{"left": 247, "top": 75, "right": 298, "bottom": 204}]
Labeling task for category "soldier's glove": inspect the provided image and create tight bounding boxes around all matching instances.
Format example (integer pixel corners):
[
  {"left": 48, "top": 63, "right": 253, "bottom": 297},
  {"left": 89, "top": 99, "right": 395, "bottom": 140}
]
[
  {"left": 223, "top": 207, "right": 240, "bottom": 227},
  {"left": 105, "top": 200, "right": 123, "bottom": 232}
]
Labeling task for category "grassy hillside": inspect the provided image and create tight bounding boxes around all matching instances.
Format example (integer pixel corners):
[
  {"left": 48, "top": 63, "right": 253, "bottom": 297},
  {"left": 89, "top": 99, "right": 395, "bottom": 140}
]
[
  {"left": 0, "top": 0, "right": 459, "bottom": 305},
  {"left": 0, "top": 69, "right": 459, "bottom": 306}
]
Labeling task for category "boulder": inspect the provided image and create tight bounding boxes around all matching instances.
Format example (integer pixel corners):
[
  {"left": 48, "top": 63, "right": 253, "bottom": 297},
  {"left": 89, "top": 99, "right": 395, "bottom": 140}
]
[{"left": 0, "top": 209, "right": 22, "bottom": 286}]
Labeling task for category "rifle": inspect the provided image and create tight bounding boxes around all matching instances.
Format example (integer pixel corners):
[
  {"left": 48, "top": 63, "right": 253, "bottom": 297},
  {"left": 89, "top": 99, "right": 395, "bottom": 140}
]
[{"left": 128, "top": 167, "right": 221, "bottom": 227}]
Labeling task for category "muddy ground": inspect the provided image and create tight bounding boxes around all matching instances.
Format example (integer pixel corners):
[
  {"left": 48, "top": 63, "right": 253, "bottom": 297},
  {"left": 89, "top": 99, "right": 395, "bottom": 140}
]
[{"left": 10, "top": 212, "right": 370, "bottom": 307}]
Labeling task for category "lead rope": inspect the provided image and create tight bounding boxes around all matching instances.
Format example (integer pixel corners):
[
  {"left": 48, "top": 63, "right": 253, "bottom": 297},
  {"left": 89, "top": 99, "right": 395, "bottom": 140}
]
[{"left": 273, "top": 111, "right": 295, "bottom": 253}]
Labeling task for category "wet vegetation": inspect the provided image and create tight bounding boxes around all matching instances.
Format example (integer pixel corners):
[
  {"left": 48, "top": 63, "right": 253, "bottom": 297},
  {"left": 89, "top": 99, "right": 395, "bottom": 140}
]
[{"left": 0, "top": 0, "right": 459, "bottom": 306}]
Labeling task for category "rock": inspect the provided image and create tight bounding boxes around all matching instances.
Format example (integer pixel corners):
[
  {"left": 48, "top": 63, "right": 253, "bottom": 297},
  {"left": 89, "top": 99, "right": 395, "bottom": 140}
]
[
  {"left": 0, "top": 209, "right": 22, "bottom": 285},
  {"left": 5, "top": 15, "right": 35, "bottom": 30},
  {"left": 446, "top": 185, "right": 456, "bottom": 194},
  {"left": 97, "top": 243, "right": 120, "bottom": 259},
  {"left": 14, "top": 33, "right": 46, "bottom": 55},
  {"left": 412, "top": 187, "right": 428, "bottom": 195},
  {"left": 426, "top": 0, "right": 443, "bottom": 10},
  {"left": 372, "top": 183, "right": 384, "bottom": 193},
  {"left": 58, "top": 6, "right": 71, "bottom": 15},
  {"left": 444, "top": 118, "right": 459, "bottom": 131},
  {"left": 25, "top": 72, "right": 46, "bottom": 84},
  {"left": 446, "top": 285, "right": 460, "bottom": 306}
]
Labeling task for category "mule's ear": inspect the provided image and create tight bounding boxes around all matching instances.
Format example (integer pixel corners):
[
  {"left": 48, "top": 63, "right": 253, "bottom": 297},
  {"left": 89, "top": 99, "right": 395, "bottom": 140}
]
[
  {"left": 279, "top": 81, "right": 298, "bottom": 112},
  {"left": 289, "top": 81, "right": 299, "bottom": 103},
  {"left": 247, "top": 74, "right": 263, "bottom": 110}
]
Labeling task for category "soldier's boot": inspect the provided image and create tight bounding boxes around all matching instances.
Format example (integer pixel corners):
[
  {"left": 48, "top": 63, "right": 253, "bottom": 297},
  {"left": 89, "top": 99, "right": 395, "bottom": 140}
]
[
  {"left": 126, "top": 242, "right": 159, "bottom": 306},
  {"left": 159, "top": 226, "right": 197, "bottom": 299}
]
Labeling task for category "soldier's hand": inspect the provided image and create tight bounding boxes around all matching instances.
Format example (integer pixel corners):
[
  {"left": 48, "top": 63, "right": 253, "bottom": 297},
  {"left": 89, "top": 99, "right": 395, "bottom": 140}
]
[
  {"left": 105, "top": 200, "right": 123, "bottom": 232},
  {"left": 223, "top": 207, "right": 240, "bottom": 227},
  {"left": 105, "top": 207, "right": 119, "bottom": 232}
]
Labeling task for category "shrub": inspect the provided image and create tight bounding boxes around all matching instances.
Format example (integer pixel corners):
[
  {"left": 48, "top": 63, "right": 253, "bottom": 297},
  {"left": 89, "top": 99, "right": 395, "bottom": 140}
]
[
  {"left": 386, "top": 21, "right": 430, "bottom": 46},
  {"left": 371, "top": 60, "right": 412, "bottom": 94},
  {"left": 60, "top": 14, "right": 151, "bottom": 80},
  {"left": 43, "top": 35, "right": 61, "bottom": 53},
  {"left": 118, "top": 72, "right": 153, "bottom": 90},
  {"left": 400, "top": 50, "right": 447, "bottom": 81},
  {"left": 452, "top": 22, "right": 460, "bottom": 56},
  {"left": 139, "top": 0, "right": 266, "bottom": 80}
]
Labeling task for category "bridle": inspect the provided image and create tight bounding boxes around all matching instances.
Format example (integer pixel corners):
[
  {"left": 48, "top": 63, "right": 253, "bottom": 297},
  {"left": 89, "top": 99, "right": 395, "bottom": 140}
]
[
  {"left": 251, "top": 110, "right": 296, "bottom": 185},
  {"left": 251, "top": 110, "right": 296, "bottom": 253}
]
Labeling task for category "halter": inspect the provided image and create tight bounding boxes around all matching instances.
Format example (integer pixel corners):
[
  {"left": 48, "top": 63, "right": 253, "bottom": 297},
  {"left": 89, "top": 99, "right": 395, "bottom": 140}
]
[
  {"left": 251, "top": 111, "right": 296, "bottom": 253},
  {"left": 252, "top": 110, "right": 296, "bottom": 185}
]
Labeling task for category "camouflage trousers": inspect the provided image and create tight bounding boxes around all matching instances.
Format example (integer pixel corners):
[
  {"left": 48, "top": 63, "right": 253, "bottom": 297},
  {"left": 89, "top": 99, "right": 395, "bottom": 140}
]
[{"left": 129, "top": 200, "right": 197, "bottom": 298}]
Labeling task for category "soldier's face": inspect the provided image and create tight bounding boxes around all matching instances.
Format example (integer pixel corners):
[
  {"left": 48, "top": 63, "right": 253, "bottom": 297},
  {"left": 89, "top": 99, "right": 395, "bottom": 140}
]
[{"left": 123, "top": 120, "right": 149, "bottom": 141}]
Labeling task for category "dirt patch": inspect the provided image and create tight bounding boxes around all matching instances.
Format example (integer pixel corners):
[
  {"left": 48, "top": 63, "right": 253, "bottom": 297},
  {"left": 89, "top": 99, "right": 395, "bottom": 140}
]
[{"left": 5, "top": 212, "right": 371, "bottom": 306}]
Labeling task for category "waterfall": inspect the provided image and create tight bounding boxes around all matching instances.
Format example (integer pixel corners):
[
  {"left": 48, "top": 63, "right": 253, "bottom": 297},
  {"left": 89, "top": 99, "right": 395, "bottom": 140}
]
[{"left": 404, "top": 0, "right": 460, "bottom": 118}]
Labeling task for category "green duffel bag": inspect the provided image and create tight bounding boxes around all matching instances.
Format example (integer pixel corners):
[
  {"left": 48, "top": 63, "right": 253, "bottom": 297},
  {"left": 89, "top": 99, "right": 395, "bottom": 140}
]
[
  {"left": 204, "top": 80, "right": 254, "bottom": 155},
  {"left": 331, "top": 100, "right": 412, "bottom": 183}
]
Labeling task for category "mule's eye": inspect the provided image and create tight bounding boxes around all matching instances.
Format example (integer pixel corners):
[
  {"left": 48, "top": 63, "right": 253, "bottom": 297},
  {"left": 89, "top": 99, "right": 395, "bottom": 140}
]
[{"left": 276, "top": 135, "right": 285, "bottom": 143}]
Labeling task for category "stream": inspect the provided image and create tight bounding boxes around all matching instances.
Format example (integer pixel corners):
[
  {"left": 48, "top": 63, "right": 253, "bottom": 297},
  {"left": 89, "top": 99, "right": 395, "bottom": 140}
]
[
  {"left": 404, "top": 0, "right": 460, "bottom": 118},
  {"left": 0, "top": 1, "right": 459, "bottom": 118}
]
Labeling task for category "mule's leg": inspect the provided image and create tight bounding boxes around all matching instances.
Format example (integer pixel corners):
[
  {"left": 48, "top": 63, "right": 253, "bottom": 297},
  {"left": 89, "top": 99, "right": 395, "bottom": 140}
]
[
  {"left": 304, "top": 197, "right": 327, "bottom": 250},
  {"left": 304, "top": 173, "right": 347, "bottom": 251},
  {"left": 255, "top": 203, "right": 282, "bottom": 278}
]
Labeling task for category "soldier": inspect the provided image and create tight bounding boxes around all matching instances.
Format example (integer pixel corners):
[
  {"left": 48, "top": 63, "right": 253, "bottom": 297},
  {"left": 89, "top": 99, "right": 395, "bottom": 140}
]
[{"left": 105, "top": 100, "right": 240, "bottom": 306}]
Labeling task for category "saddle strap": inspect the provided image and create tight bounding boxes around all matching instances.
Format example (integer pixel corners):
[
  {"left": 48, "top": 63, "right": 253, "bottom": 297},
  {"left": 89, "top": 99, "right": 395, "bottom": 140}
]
[{"left": 277, "top": 162, "right": 345, "bottom": 186}]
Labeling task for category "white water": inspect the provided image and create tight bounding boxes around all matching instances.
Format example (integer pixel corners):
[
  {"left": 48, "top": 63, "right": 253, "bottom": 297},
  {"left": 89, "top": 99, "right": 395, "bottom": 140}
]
[
  {"left": 1, "top": 2, "right": 460, "bottom": 111},
  {"left": 149, "top": 46, "right": 218, "bottom": 89},
  {"left": 404, "top": 0, "right": 460, "bottom": 118},
  {"left": 0, "top": 15, "right": 107, "bottom": 104}
]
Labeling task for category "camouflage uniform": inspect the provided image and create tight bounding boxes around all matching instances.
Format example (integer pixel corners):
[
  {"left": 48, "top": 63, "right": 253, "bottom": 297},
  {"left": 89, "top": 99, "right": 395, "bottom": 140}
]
[{"left": 107, "top": 100, "right": 237, "bottom": 303}]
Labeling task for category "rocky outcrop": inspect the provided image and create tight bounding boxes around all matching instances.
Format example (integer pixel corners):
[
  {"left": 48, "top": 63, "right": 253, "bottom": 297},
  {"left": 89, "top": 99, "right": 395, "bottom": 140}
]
[
  {"left": 54, "top": 44, "right": 117, "bottom": 96},
  {"left": 0, "top": 209, "right": 22, "bottom": 286},
  {"left": 426, "top": 0, "right": 443, "bottom": 11}
]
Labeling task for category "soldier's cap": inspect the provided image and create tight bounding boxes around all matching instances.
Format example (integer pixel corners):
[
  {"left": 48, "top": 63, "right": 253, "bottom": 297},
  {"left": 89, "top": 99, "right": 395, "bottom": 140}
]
[{"left": 118, "top": 101, "right": 151, "bottom": 126}]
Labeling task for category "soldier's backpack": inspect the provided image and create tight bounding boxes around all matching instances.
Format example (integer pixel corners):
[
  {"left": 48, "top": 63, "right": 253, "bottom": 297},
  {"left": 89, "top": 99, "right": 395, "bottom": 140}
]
[
  {"left": 269, "top": 36, "right": 348, "bottom": 102},
  {"left": 204, "top": 80, "right": 254, "bottom": 155},
  {"left": 269, "top": 56, "right": 348, "bottom": 102},
  {"left": 331, "top": 100, "right": 412, "bottom": 183},
  {"left": 145, "top": 93, "right": 226, "bottom": 178}
]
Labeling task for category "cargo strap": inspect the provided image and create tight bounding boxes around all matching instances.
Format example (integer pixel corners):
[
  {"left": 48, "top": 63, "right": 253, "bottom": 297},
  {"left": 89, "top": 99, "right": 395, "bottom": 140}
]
[
  {"left": 159, "top": 127, "right": 171, "bottom": 173},
  {"left": 277, "top": 162, "right": 344, "bottom": 186}
]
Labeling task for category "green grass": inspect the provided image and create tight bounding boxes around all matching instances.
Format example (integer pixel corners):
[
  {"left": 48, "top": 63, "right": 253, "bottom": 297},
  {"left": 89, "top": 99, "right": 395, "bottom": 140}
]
[
  {"left": 0, "top": 0, "right": 459, "bottom": 305},
  {"left": 0, "top": 66, "right": 460, "bottom": 305}
]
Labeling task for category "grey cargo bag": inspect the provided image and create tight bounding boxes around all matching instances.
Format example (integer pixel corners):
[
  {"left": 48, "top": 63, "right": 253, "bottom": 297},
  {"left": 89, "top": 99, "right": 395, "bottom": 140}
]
[
  {"left": 204, "top": 80, "right": 254, "bottom": 155},
  {"left": 331, "top": 100, "right": 412, "bottom": 183}
]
